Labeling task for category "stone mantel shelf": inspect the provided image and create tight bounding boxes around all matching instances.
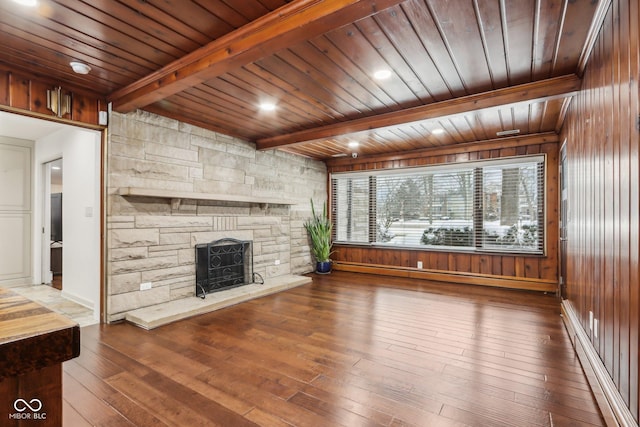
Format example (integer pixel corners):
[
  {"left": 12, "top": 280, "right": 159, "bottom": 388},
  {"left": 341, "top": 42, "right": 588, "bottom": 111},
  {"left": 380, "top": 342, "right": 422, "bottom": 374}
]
[{"left": 118, "top": 186, "right": 298, "bottom": 207}]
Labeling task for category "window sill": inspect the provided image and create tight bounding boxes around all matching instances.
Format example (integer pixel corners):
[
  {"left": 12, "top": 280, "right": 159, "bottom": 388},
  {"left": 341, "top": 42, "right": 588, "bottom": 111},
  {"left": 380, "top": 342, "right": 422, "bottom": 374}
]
[{"left": 333, "top": 242, "right": 546, "bottom": 257}]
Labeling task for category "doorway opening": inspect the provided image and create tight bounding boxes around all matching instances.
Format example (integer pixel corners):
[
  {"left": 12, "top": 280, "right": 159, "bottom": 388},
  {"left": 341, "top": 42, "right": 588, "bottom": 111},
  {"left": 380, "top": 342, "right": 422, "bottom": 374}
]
[
  {"left": 41, "top": 158, "right": 63, "bottom": 289},
  {"left": 0, "top": 110, "right": 103, "bottom": 323}
]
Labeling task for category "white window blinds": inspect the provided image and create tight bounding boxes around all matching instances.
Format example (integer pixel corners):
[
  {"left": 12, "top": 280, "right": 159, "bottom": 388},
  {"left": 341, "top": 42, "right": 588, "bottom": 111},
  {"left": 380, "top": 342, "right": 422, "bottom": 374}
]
[
  {"left": 477, "top": 159, "right": 545, "bottom": 253},
  {"left": 331, "top": 155, "right": 545, "bottom": 254},
  {"left": 333, "top": 176, "right": 370, "bottom": 243}
]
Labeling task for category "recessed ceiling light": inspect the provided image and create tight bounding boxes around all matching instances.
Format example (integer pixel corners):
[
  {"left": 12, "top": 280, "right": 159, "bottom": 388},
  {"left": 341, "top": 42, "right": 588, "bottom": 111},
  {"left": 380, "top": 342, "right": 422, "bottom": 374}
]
[
  {"left": 373, "top": 69, "right": 392, "bottom": 80},
  {"left": 259, "top": 102, "right": 276, "bottom": 111},
  {"left": 52, "top": 166, "right": 61, "bottom": 170},
  {"left": 432, "top": 128, "right": 445, "bottom": 135},
  {"left": 70, "top": 61, "right": 91, "bottom": 74},
  {"left": 347, "top": 141, "right": 359, "bottom": 149},
  {"left": 12, "top": 0, "right": 37, "bottom": 6}
]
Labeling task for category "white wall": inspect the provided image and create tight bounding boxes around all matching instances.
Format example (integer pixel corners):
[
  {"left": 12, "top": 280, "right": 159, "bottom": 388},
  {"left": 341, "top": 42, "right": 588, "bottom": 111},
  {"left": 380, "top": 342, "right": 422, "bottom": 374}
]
[{"left": 35, "top": 127, "right": 101, "bottom": 319}]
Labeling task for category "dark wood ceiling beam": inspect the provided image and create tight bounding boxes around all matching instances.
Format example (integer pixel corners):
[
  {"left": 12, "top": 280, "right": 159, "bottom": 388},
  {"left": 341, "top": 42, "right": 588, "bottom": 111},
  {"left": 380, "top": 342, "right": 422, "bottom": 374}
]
[
  {"left": 256, "top": 74, "right": 581, "bottom": 150},
  {"left": 109, "top": 0, "right": 406, "bottom": 113}
]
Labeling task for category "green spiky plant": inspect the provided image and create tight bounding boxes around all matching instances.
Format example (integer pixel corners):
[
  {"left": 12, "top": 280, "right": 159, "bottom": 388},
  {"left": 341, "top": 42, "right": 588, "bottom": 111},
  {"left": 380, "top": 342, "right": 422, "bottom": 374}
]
[{"left": 304, "top": 199, "right": 333, "bottom": 262}]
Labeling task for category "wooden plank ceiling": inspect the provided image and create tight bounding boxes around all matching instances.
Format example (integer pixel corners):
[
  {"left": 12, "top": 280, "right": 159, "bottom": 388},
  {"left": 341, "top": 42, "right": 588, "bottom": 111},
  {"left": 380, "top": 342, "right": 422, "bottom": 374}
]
[{"left": 0, "top": 0, "right": 606, "bottom": 160}]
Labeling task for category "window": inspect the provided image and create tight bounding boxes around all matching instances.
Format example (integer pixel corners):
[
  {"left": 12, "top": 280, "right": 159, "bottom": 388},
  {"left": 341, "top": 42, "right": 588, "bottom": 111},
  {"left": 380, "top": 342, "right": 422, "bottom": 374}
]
[{"left": 331, "top": 155, "right": 545, "bottom": 254}]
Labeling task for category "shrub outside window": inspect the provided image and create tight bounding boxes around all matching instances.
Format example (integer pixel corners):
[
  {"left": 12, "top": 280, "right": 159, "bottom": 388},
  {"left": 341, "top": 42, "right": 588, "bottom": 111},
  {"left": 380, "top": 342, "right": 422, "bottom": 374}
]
[{"left": 331, "top": 155, "right": 545, "bottom": 254}]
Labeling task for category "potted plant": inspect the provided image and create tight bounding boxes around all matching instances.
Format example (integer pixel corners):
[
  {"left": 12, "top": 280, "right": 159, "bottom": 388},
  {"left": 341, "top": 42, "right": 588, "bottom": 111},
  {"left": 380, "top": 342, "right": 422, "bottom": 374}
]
[{"left": 304, "top": 199, "right": 333, "bottom": 274}]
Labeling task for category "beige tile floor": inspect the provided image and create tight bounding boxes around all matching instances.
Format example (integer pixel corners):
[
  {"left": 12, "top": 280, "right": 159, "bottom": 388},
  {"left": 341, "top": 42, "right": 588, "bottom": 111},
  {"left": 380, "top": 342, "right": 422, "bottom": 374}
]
[{"left": 9, "top": 284, "right": 98, "bottom": 327}]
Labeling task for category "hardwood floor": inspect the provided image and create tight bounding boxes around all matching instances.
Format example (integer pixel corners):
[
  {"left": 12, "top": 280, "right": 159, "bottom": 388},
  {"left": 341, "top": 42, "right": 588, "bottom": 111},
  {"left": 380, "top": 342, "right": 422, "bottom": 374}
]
[
  {"left": 52, "top": 274, "right": 62, "bottom": 290},
  {"left": 63, "top": 271, "right": 604, "bottom": 426}
]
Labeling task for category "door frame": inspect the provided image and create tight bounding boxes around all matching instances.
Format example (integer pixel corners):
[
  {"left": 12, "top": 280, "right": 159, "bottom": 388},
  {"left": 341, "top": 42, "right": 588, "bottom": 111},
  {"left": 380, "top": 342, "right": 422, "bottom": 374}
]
[
  {"left": 1, "top": 107, "right": 106, "bottom": 323},
  {"left": 41, "top": 160, "right": 53, "bottom": 285},
  {"left": 559, "top": 141, "right": 568, "bottom": 299}
]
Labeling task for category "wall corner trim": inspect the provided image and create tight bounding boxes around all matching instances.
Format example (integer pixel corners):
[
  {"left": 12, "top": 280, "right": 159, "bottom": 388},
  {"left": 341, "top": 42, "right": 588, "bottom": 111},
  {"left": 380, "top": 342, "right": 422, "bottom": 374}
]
[{"left": 561, "top": 300, "right": 637, "bottom": 427}]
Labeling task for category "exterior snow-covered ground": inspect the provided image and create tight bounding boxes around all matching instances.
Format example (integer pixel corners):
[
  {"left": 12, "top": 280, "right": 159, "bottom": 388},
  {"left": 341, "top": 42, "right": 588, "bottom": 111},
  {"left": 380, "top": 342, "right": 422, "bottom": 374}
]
[{"left": 382, "top": 219, "right": 535, "bottom": 249}]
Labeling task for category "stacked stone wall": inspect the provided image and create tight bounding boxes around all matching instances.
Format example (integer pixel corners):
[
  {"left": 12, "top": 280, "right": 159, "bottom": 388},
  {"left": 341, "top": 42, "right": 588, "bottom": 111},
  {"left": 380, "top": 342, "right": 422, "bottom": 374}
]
[{"left": 106, "top": 111, "right": 326, "bottom": 321}]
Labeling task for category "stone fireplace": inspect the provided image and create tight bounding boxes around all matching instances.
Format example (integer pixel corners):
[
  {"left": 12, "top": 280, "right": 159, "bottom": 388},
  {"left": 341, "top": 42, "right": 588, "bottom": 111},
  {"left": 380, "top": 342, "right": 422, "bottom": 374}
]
[{"left": 106, "top": 110, "right": 327, "bottom": 323}]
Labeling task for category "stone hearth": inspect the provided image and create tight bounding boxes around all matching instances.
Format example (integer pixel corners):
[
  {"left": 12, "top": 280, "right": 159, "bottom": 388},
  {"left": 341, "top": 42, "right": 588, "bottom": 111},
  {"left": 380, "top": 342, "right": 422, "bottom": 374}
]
[{"left": 126, "top": 274, "right": 310, "bottom": 329}]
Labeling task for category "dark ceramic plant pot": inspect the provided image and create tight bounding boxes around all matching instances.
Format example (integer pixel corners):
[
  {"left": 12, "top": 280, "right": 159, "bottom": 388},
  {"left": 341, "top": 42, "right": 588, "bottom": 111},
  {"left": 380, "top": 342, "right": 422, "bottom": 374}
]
[{"left": 315, "top": 260, "right": 332, "bottom": 274}]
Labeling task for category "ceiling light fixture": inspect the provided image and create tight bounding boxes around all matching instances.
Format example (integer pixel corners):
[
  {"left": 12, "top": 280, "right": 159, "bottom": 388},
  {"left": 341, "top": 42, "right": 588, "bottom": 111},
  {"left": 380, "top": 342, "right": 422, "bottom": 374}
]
[
  {"left": 373, "top": 69, "right": 392, "bottom": 80},
  {"left": 259, "top": 102, "right": 276, "bottom": 111},
  {"left": 348, "top": 141, "right": 359, "bottom": 149},
  {"left": 70, "top": 61, "right": 91, "bottom": 74},
  {"left": 432, "top": 128, "right": 445, "bottom": 135}
]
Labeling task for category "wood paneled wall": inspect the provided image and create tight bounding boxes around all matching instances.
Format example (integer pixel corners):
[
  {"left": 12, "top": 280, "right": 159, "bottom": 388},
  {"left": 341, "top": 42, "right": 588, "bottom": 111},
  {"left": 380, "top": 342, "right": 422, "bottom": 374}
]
[
  {"left": 325, "top": 134, "right": 560, "bottom": 291},
  {"left": 561, "top": 0, "right": 639, "bottom": 421},
  {"left": 0, "top": 67, "right": 106, "bottom": 126}
]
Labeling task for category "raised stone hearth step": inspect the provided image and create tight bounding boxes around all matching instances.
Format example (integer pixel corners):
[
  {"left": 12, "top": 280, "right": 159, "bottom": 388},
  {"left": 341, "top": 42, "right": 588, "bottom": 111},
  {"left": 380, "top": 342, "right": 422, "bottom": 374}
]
[{"left": 125, "top": 275, "right": 311, "bottom": 330}]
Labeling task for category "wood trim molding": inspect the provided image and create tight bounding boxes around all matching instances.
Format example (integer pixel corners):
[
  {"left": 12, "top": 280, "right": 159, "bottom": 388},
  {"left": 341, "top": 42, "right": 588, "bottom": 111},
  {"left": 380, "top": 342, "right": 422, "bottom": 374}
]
[
  {"left": 333, "top": 261, "right": 557, "bottom": 292},
  {"left": 561, "top": 300, "right": 637, "bottom": 427},
  {"left": 0, "top": 102, "right": 105, "bottom": 131},
  {"left": 576, "top": 0, "right": 614, "bottom": 76}
]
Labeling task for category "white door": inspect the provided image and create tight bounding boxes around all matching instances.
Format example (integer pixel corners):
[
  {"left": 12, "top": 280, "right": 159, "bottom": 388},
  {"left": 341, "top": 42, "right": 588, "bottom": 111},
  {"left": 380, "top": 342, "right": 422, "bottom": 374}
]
[{"left": 0, "top": 138, "right": 32, "bottom": 285}]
